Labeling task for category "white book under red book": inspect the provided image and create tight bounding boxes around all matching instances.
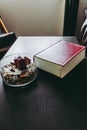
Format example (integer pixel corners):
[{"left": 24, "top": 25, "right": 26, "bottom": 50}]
[{"left": 34, "top": 41, "right": 86, "bottom": 78}]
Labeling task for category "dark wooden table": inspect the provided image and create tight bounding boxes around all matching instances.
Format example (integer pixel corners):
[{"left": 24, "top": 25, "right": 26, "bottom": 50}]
[{"left": 0, "top": 36, "right": 87, "bottom": 130}]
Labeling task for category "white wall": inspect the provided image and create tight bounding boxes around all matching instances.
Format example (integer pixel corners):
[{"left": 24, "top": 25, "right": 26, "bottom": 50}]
[
  {"left": 0, "top": 0, "right": 65, "bottom": 36},
  {"left": 76, "top": 0, "right": 87, "bottom": 38}
]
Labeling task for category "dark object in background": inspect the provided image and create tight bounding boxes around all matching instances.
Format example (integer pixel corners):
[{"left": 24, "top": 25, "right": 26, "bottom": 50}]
[
  {"left": 0, "top": 32, "right": 16, "bottom": 48},
  {"left": 0, "top": 32, "right": 17, "bottom": 59},
  {"left": 80, "top": 8, "right": 87, "bottom": 56},
  {"left": 0, "top": 17, "right": 17, "bottom": 58},
  {"left": 80, "top": 8, "right": 87, "bottom": 45}
]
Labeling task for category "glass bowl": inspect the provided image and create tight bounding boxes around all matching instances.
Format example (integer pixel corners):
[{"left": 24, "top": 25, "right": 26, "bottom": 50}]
[{"left": 0, "top": 53, "right": 37, "bottom": 87}]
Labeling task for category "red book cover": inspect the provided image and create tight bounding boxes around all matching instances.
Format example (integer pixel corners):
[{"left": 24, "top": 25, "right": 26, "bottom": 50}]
[{"left": 36, "top": 41, "right": 86, "bottom": 66}]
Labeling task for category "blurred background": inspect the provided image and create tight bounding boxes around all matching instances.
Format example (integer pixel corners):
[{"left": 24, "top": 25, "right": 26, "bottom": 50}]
[{"left": 0, "top": 0, "right": 87, "bottom": 39}]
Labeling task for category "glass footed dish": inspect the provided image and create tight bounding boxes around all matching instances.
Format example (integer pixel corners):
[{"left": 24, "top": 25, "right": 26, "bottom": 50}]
[{"left": 0, "top": 53, "right": 37, "bottom": 87}]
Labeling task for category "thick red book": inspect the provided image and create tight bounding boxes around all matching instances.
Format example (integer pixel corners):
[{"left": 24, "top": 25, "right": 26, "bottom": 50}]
[{"left": 34, "top": 41, "right": 86, "bottom": 78}]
